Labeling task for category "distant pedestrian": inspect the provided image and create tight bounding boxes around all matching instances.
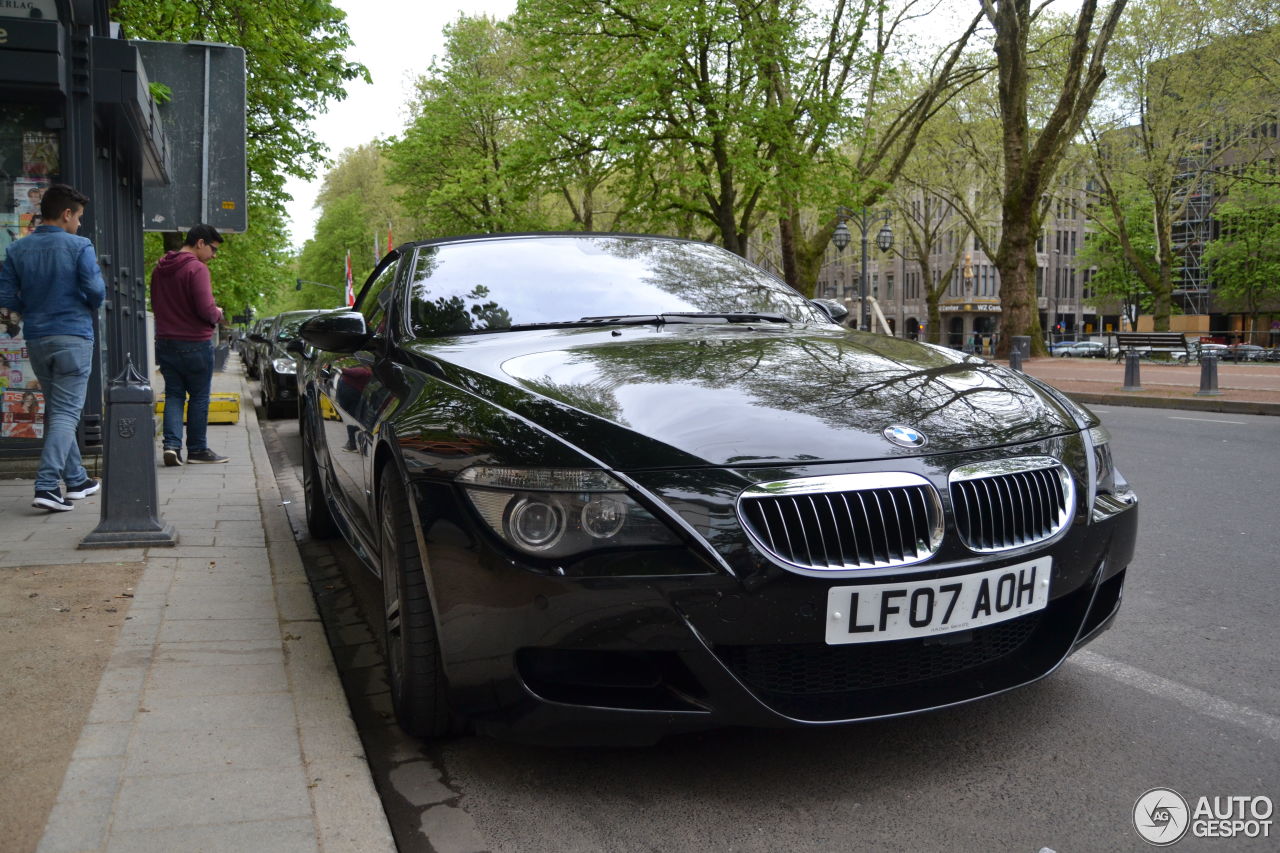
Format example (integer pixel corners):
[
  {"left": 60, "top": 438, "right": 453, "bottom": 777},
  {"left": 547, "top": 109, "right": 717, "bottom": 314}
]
[
  {"left": 0, "top": 184, "right": 105, "bottom": 511},
  {"left": 150, "top": 224, "right": 229, "bottom": 466}
]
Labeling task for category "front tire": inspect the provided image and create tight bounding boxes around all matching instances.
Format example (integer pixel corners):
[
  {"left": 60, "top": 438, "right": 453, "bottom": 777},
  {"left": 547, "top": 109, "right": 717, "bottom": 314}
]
[
  {"left": 300, "top": 414, "right": 340, "bottom": 540},
  {"left": 378, "top": 472, "right": 456, "bottom": 738}
]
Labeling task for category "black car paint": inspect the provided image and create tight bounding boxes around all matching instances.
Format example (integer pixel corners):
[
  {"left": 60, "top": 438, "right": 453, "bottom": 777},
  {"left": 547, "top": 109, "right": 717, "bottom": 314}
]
[{"left": 298, "top": 234, "right": 1138, "bottom": 745}]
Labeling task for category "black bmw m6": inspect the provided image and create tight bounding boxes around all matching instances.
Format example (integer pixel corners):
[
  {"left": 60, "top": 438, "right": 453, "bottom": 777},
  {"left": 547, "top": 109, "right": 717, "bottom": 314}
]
[{"left": 296, "top": 233, "right": 1138, "bottom": 746}]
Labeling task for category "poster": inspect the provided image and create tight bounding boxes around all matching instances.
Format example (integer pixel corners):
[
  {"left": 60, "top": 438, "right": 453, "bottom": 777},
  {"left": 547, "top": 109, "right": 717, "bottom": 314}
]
[
  {"left": 1, "top": 389, "right": 43, "bottom": 439},
  {"left": 12, "top": 178, "right": 47, "bottom": 233},
  {"left": 0, "top": 307, "right": 41, "bottom": 440}
]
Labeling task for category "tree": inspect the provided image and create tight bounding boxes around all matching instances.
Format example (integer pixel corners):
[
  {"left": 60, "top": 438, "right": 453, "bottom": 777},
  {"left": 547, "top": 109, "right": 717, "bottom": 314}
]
[
  {"left": 981, "top": 0, "right": 1127, "bottom": 356},
  {"left": 1202, "top": 170, "right": 1280, "bottom": 342},
  {"left": 114, "top": 0, "right": 368, "bottom": 313},
  {"left": 1077, "top": 179, "right": 1159, "bottom": 330},
  {"left": 1085, "top": 0, "right": 1273, "bottom": 338},
  {"left": 896, "top": 180, "right": 972, "bottom": 343},
  {"left": 295, "top": 144, "right": 411, "bottom": 309},
  {"left": 385, "top": 16, "right": 542, "bottom": 237}
]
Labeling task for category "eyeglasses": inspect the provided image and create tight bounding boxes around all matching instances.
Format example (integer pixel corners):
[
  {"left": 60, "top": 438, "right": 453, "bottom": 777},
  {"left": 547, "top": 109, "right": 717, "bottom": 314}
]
[{"left": 206, "top": 242, "right": 220, "bottom": 256}]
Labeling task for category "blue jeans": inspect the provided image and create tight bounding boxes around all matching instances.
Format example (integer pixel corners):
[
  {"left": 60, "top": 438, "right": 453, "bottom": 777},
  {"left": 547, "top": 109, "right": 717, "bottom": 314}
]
[
  {"left": 156, "top": 338, "right": 214, "bottom": 453},
  {"left": 26, "top": 335, "right": 94, "bottom": 493}
]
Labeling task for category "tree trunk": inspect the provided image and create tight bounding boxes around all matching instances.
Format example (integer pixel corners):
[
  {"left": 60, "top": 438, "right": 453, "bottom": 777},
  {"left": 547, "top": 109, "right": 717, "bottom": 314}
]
[
  {"left": 779, "top": 212, "right": 799, "bottom": 289},
  {"left": 994, "top": 215, "right": 1042, "bottom": 357}
]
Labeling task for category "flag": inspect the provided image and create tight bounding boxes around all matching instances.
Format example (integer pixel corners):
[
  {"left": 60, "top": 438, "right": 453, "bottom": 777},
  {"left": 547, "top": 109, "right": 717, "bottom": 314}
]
[
  {"left": 344, "top": 250, "right": 355, "bottom": 307},
  {"left": 386, "top": 221, "right": 394, "bottom": 253}
]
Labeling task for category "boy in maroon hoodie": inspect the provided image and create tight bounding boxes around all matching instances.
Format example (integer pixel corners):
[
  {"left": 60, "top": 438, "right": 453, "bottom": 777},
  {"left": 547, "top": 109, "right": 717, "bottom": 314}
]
[{"left": 151, "top": 224, "right": 228, "bottom": 465}]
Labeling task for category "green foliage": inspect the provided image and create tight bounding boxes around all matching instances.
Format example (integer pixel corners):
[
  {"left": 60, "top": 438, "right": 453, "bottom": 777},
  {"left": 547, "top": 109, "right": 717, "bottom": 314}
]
[
  {"left": 114, "top": 0, "right": 368, "bottom": 315},
  {"left": 148, "top": 81, "right": 172, "bottom": 104},
  {"left": 385, "top": 16, "right": 540, "bottom": 238},
  {"left": 1079, "top": 185, "right": 1159, "bottom": 325},
  {"left": 297, "top": 145, "right": 410, "bottom": 305},
  {"left": 1203, "top": 171, "right": 1280, "bottom": 320},
  {"left": 114, "top": 0, "right": 369, "bottom": 216}
]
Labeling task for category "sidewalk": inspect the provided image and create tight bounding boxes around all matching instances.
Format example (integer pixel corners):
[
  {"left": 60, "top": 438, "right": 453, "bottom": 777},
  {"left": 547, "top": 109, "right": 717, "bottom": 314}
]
[
  {"left": 2, "top": 355, "right": 394, "bottom": 853},
  {"left": 1020, "top": 355, "right": 1280, "bottom": 416}
]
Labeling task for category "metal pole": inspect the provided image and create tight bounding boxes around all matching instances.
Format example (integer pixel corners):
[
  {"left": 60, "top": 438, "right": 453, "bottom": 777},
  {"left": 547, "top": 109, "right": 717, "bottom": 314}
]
[{"left": 859, "top": 220, "right": 870, "bottom": 332}]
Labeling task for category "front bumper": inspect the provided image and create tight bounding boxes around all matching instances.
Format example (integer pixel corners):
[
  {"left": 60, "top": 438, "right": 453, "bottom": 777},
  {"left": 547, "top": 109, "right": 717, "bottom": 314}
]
[{"left": 409, "top": 464, "right": 1137, "bottom": 746}]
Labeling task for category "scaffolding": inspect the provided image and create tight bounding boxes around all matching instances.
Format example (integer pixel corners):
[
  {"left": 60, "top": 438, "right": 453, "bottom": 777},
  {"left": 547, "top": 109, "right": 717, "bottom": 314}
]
[{"left": 1170, "top": 138, "right": 1215, "bottom": 315}]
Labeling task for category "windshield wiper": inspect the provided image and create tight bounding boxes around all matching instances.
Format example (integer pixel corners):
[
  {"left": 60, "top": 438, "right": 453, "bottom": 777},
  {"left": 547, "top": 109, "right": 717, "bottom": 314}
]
[
  {"left": 657, "top": 312, "right": 793, "bottom": 324},
  {"left": 505, "top": 315, "right": 663, "bottom": 331},
  {"left": 503, "top": 312, "right": 794, "bottom": 332}
]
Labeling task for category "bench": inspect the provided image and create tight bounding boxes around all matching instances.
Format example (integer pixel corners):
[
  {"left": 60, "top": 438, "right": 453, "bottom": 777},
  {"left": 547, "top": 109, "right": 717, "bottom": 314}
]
[{"left": 1113, "top": 332, "right": 1190, "bottom": 361}]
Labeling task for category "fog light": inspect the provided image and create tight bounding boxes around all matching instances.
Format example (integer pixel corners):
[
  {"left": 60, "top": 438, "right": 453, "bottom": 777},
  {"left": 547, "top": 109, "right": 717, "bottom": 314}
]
[
  {"left": 581, "top": 496, "right": 627, "bottom": 539},
  {"left": 508, "top": 498, "right": 564, "bottom": 550}
]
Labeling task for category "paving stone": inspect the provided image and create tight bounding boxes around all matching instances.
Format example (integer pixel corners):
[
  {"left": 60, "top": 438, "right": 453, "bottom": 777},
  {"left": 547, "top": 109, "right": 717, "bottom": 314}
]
[
  {"left": 134, "top": 691, "right": 298, "bottom": 735},
  {"left": 144, "top": 661, "right": 288, "bottom": 697},
  {"left": 160, "top": 597, "right": 279, "bottom": 621},
  {"left": 157, "top": 618, "right": 280, "bottom": 643},
  {"left": 71, "top": 722, "right": 134, "bottom": 759},
  {"left": 306, "top": 758, "right": 399, "bottom": 853},
  {"left": 57, "top": 755, "right": 125, "bottom": 803},
  {"left": 105, "top": 818, "right": 320, "bottom": 853},
  {"left": 111, "top": 766, "right": 313, "bottom": 830},
  {"left": 36, "top": 796, "right": 113, "bottom": 853},
  {"left": 124, "top": 724, "right": 302, "bottom": 776},
  {"left": 277, "top": 582, "right": 321, "bottom": 623},
  {"left": 153, "top": 638, "right": 283, "bottom": 667}
]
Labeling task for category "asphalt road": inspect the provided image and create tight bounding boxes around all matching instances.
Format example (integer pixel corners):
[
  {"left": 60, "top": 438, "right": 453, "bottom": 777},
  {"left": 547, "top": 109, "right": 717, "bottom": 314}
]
[{"left": 259, "top": 400, "right": 1279, "bottom": 853}]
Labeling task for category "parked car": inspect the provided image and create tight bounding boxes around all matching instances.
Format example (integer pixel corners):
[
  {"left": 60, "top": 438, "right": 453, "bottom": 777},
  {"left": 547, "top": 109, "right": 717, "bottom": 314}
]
[
  {"left": 243, "top": 315, "right": 276, "bottom": 379},
  {"left": 1221, "top": 343, "right": 1265, "bottom": 362},
  {"left": 1053, "top": 341, "right": 1107, "bottom": 358},
  {"left": 254, "top": 309, "right": 324, "bottom": 419},
  {"left": 297, "top": 233, "right": 1139, "bottom": 746}
]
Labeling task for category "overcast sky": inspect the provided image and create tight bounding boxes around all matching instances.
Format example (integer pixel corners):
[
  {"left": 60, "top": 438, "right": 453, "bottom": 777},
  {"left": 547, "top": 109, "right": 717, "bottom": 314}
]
[{"left": 281, "top": 0, "right": 519, "bottom": 249}]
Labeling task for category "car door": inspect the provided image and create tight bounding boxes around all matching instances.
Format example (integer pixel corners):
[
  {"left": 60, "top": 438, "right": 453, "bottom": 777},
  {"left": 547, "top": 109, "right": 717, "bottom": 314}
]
[{"left": 320, "top": 254, "right": 403, "bottom": 545}]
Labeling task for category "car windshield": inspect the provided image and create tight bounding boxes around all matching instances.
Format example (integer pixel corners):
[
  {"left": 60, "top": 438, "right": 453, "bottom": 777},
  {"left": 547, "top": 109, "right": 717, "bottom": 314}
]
[{"left": 405, "top": 235, "right": 829, "bottom": 336}]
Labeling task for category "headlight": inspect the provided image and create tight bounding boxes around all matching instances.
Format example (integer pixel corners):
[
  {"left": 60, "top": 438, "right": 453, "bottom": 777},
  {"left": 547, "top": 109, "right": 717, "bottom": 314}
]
[
  {"left": 271, "top": 357, "right": 297, "bottom": 375},
  {"left": 458, "top": 466, "right": 680, "bottom": 558},
  {"left": 1088, "top": 425, "right": 1116, "bottom": 496}
]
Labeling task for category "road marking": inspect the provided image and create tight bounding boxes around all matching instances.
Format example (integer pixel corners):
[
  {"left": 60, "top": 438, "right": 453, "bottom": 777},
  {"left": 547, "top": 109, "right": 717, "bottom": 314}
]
[
  {"left": 1168, "top": 416, "right": 1247, "bottom": 425},
  {"left": 1071, "top": 650, "right": 1280, "bottom": 743}
]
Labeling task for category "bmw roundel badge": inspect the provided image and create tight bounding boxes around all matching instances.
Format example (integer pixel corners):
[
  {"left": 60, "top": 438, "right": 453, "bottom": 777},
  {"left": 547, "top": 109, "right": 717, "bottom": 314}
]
[{"left": 883, "top": 425, "right": 927, "bottom": 448}]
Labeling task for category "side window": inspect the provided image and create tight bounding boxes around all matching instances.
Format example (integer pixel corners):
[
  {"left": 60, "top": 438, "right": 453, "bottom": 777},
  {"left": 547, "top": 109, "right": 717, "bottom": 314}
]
[{"left": 357, "top": 255, "right": 400, "bottom": 336}]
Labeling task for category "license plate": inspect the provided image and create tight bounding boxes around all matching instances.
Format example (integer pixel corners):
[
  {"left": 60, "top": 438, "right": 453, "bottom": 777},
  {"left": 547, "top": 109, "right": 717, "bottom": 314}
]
[{"left": 825, "top": 557, "right": 1052, "bottom": 645}]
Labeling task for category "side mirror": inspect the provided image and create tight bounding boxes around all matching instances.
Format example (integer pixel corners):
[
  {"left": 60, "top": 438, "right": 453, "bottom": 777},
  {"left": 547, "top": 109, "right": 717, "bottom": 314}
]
[
  {"left": 300, "top": 311, "right": 371, "bottom": 354},
  {"left": 247, "top": 333, "right": 267, "bottom": 344},
  {"left": 285, "top": 338, "right": 307, "bottom": 356},
  {"left": 811, "top": 298, "right": 850, "bottom": 323}
]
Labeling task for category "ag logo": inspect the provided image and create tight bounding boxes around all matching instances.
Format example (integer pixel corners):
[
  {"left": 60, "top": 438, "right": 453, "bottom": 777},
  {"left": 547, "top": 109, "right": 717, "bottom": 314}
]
[
  {"left": 883, "top": 424, "right": 926, "bottom": 448},
  {"left": 1134, "top": 787, "right": 1190, "bottom": 845}
]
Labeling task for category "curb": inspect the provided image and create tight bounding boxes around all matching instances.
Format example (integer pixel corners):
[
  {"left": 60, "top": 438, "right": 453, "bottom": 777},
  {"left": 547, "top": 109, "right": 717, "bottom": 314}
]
[
  {"left": 1060, "top": 391, "right": 1280, "bottom": 417},
  {"left": 238, "top": 374, "right": 398, "bottom": 853}
]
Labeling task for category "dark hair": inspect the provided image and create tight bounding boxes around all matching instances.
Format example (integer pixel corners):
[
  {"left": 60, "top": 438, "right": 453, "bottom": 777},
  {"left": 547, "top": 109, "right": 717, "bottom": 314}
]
[
  {"left": 183, "top": 224, "right": 223, "bottom": 247},
  {"left": 40, "top": 184, "right": 89, "bottom": 221}
]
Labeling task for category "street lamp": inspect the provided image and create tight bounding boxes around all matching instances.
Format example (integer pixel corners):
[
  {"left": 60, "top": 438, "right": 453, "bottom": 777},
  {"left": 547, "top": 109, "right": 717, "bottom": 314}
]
[{"left": 832, "top": 205, "right": 893, "bottom": 332}]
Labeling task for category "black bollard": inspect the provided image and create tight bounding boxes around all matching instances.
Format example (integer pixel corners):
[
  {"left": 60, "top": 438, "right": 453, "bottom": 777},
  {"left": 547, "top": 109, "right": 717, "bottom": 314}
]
[
  {"left": 80, "top": 355, "right": 178, "bottom": 548},
  {"left": 1196, "top": 353, "right": 1222, "bottom": 396},
  {"left": 1121, "top": 349, "right": 1143, "bottom": 392},
  {"left": 1009, "top": 335, "right": 1030, "bottom": 372}
]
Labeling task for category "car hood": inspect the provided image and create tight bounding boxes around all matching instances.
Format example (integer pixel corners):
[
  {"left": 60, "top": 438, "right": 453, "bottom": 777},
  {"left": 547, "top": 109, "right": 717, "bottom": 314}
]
[{"left": 407, "top": 325, "right": 1078, "bottom": 470}]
